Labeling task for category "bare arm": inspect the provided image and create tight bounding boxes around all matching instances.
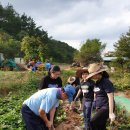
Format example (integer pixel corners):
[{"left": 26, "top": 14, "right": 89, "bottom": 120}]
[
  {"left": 74, "top": 89, "right": 82, "bottom": 101},
  {"left": 107, "top": 92, "right": 116, "bottom": 122},
  {"left": 39, "top": 109, "right": 52, "bottom": 128},
  {"left": 107, "top": 93, "right": 114, "bottom": 114},
  {"left": 49, "top": 107, "right": 56, "bottom": 123},
  {"left": 94, "top": 93, "right": 96, "bottom": 101}
]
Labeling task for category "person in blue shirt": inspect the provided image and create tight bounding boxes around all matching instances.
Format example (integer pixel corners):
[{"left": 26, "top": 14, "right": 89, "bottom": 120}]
[
  {"left": 21, "top": 85, "right": 76, "bottom": 130},
  {"left": 39, "top": 65, "right": 62, "bottom": 126},
  {"left": 45, "top": 60, "right": 51, "bottom": 71},
  {"left": 86, "top": 63, "right": 115, "bottom": 130}
]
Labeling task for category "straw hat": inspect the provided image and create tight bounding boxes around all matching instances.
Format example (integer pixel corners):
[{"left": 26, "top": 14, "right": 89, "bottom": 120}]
[
  {"left": 87, "top": 63, "right": 107, "bottom": 79},
  {"left": 67, "top": 76, "right": 76, "bottom": 84}
]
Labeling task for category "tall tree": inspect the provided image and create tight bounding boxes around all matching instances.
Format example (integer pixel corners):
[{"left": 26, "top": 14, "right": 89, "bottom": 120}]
[
  {"left": 21, "top": 36, "right": 45, "bottom": 61},
  {"left": 0, "top": 32, "right": 21, "bottom": 58},
  {"left": 114, "top": 29, "right": 130, "bottom": 59},
  {"left": 75, "top": 39, "right": 106, "bottom": 65},
  {"left": 0, "top": 3, "right": 76, "bottom": 63}
]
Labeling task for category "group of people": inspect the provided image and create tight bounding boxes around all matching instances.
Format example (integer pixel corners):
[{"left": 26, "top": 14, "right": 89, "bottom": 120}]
[
  {"left": 27, "top": 59, "right": 52, "bottom": 71},
  {"left": 21, "top": 63, "right": 116, "bottom": 130}
]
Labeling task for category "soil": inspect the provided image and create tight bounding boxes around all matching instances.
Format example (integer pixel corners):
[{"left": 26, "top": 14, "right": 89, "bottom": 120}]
[
  {"left": 124, "top": 90, "right": 130, "bottom": 98},
  {"left": 0, "top": 87, "right": 10, "bottom": 97},
  {"left": 55, "top": 111, "right": 83, "bottom": 130},
  {"left": 115, "top": 90, "right": 130, "bottom": 99},
  {"left": 55, "top": 102, "right": 83, "bottom": 130}
]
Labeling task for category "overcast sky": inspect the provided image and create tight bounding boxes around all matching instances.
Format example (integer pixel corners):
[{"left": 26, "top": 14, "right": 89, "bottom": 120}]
[{"left": 1, "top": 0, "right": 130, "bottom": 52}]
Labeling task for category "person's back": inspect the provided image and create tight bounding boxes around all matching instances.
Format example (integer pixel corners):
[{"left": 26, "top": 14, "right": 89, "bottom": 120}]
[
  {"left": 45, "top": 62, "right": 51, "bottom": 71},
  {"left": 23, "top": 88, "right": 58, "bottom": 115}
]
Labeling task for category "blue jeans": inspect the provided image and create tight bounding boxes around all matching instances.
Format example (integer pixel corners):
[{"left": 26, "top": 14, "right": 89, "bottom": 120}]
[{"left": 83, "top": 100, "right": 93, "bottom": 130}]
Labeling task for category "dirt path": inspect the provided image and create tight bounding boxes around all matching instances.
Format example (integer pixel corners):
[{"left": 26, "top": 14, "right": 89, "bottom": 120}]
[
  {"left": 55, "top": 101, "right": 83, "bottom": 130},
  {"left": 59, "top": 64, "right": 71, "bottom": 71},
  {"left": 56, "top": 111, "right": 83, "bottom": 130}
]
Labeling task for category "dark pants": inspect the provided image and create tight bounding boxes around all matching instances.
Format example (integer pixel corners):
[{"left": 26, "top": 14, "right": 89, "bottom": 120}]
[
  {"left": 90, "top": 108, "right": 109, "bottom": 130},
  {"left": 21, "top": 104, "right": 48, "bottom": 130},
  {"left": 83, "top": 100, "right": 93, "bottom": 130}
]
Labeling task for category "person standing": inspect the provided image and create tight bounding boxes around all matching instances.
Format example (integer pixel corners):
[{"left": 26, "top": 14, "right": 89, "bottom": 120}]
[
  {"left": 74, "top": 69, "right": 95, "bottom": 130},
  {"left": 86, "top": 63, "right": 115, "bottom": 130},
  {"left": 38, "top": 65, "right": 62, "bottom": 128},
  {"left": 39, "top": 65, "right": 62, "bottom": 90},
  {"left": 21, "top": 86, "right": 76, "bottom": 130},
  {"left": 45, "top": 60, "right": 51, "bottom": 71}
]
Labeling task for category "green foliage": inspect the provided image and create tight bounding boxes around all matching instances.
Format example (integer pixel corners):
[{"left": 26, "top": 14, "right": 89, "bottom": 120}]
[
  {"left": 54, "top": 105, "right": 66, "bottom": 124},
  {"left": 0, "top": 3, "right": 76, "bottom": 63},
  {"left": 113, "top": 29, "right": 130, "bottom": 70},
  {"left": 0, "top": 70, "right": 74, "bottom": 129},
  {"left": 111, "top": 73, "right": 130, "bottom": 90},
  {"left": 114, "top": 30, "right": 130, "bottom": 59},
  {"left": 113, "top": 104, "right": 130, "bottom": 130},
  {"left": 0, "top": 71, "right": 130, "bottom": 129},
  {"left": 110, "top": 57, "right": 129, "bottom": 72},
  {"left": 46, "top": 39, "right": 76, "bottom": 63},
  {"left": 0, "top": 72, "right": 39, "bottom": 130},
  {"left": 0, "top": 4, "right": 21, "bottom": 38},
  {"left": 61, "top": 70, "right": 75, "bottom": 85},
  {"left": 0, "top": 32, "right": 21, "bottom": 58},
  {"left": 21, "top": 36, "right": 45, "bottom": 61},
  {"left": 75, "top": 39, "right": 106, "bottom": 65}
]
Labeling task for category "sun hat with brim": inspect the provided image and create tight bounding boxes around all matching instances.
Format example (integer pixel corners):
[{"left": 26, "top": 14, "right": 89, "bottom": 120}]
[
  {"left": 76, "top": 68, "right": 88, "bottom": 78},
  {"left": 67, "top": 76, "right": 76, "bottom": 84},
  {"left": 86, "top": 63, "right": 108, "bottom": 79},
  {"left": 64, "top": 84, "right": 76, "bottom": 103}
]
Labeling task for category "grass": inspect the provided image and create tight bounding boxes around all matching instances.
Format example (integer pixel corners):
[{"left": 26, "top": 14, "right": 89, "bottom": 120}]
[
  {"left": 109, "top": 72, "right": 130, "bottom": 90},
  {"left": 0, "top": 70, "right": 74, "bottom": 130},
  {"left": 0, "top": 70, "right": 130, "bottom": 130}
]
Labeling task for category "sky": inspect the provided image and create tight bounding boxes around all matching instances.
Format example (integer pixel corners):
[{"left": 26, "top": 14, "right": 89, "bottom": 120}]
[{"left": 1, "top": 0, "right": 130, "bottom": 53}]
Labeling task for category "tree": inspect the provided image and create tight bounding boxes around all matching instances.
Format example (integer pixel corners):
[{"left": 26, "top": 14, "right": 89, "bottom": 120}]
[
  {"left": 0, "top": 32, "right": 21, "bottom": 59},
  {"left": 114, "top": 29, "right": 130, "bottom": 60},
  {"left": 0, "top": 3, "right": 76, "bottom": 63},
  {"left": 0, "top": 4, "right": 22, "bottom": 38},
  {"left": 113, "top": 29, "right": 130, "bottom": 71},
  {"left": 75, "top": 39, "right": 106, "bottom": 66},
  {"left": 46, "top": 39, "right": 76, "bottom": 63},
  {"left": 21, "top": 36, "right": 46, "bottom": 61}
]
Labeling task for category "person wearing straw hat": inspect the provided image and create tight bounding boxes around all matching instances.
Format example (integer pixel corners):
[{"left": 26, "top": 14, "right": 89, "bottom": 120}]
[
  {"left": 64, "top": 76, "right": 79, "bottom": 110},
  {"left": 66, "top": 76, "right": 79, "bottom": 99},
  {"left": 86, "top": 63, "right": 115, "bottom": 130},
  {"left": 21, "top": 85, "right": 76, "bottom": 130},
  {"left": 74, "top": 69, "right": 95, "bottom": 130}
]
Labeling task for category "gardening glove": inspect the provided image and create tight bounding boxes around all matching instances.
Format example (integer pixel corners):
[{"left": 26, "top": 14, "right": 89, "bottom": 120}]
[{"left": 109, "top": 113, "right": 116, "bottom": 123}]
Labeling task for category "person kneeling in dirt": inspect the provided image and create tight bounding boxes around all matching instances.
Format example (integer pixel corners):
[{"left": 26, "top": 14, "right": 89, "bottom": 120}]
[
  {"left": 21, "top": 85, "right": 76, "bottom": 130},
  {"left": 65, "top": 76, "right": 80, "bottom": 109},
  {"left": 73, "top": 69, "right": 95, "bottom": 130}
]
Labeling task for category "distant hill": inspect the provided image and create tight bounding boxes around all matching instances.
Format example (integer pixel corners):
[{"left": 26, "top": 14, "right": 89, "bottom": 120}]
[{"left": 0, "top": 3, "right": 76, "bottom": 63}]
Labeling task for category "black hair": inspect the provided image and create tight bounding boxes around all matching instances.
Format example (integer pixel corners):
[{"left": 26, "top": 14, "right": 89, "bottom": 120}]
[
  {"left": 99, "top": 71, "right": 109, "bottom": 79},
  {"left": 48, "top": 65, "right": 61, "bottom": 75}
]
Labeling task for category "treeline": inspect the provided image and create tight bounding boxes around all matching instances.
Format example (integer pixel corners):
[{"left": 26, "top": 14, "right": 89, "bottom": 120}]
[{"left": 0, "top": 3, "right": 76, "bottom": 63}]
